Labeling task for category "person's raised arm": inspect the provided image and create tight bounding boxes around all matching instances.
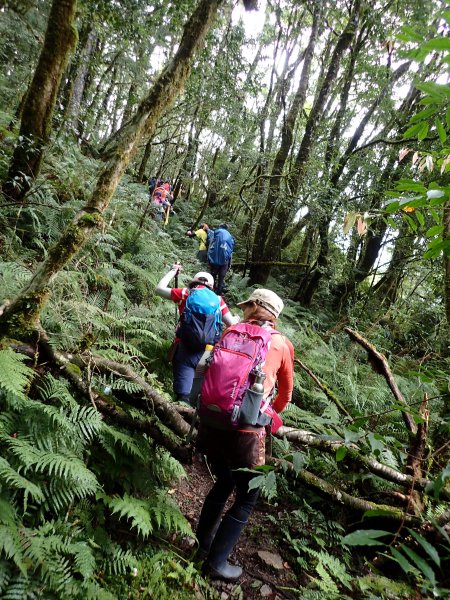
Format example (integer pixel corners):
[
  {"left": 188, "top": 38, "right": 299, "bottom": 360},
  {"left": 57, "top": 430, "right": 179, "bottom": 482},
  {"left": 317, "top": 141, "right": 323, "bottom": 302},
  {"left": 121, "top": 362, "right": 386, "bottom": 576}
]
[
  {"left": 155, "top": 264, "right": 182, "bottom": 299},
  {"left": 223, "top": 312, "right": 240, "bottom": 327}
]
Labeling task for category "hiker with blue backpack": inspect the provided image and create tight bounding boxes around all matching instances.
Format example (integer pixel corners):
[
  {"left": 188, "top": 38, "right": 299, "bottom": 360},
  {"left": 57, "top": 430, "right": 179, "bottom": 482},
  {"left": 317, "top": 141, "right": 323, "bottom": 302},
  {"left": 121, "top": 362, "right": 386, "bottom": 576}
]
[
  {"left": 207, "top": 223, "right": 234, "bottom": 295},
  {"left": 155, "top": 265, "right": 239, "bottom": 404},
  {"left": 193, "top": 288, "right": 294, "bottom": 582}
]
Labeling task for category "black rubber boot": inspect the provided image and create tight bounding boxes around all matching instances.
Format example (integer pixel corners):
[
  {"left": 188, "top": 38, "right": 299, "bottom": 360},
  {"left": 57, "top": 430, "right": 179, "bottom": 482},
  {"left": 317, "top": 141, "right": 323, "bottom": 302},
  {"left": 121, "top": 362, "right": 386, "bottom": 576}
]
[
  {"left": 204, "top": 514, "right": 247, "bottom": 581},
  {"left": 195, "top": 500, "right": 226, "bottom": 561}
]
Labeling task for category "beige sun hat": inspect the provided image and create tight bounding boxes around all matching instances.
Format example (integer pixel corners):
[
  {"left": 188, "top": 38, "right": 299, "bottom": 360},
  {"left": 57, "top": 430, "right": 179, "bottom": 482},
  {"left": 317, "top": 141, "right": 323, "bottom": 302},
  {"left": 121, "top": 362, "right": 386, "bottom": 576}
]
[{"left": 237, "top": 289, "right": 284, "bottom": 318}]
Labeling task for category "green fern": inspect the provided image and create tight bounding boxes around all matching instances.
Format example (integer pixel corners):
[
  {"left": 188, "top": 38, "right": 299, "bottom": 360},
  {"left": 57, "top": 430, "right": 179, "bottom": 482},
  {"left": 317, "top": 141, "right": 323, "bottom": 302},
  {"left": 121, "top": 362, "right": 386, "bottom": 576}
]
[
  {"left": 100, "top": 424, "right": 147, "bottom": 461},
  {"left": 99, "top": 491, "right": 191, "bottom": 539},
  {"left": 303, "top": 546, "right": 352, "bottom": 595},
  {"left": 0, "top": 457, "right": 44, "bottom": 504},
  {"left": 0, "top": 349, "right": 34, "bottom": 400}
]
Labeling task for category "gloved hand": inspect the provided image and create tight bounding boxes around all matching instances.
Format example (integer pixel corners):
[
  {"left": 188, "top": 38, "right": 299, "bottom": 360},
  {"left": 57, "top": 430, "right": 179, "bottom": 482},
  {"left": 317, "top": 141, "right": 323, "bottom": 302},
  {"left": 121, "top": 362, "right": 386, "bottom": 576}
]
[
  {"left": 186, "top": 229, "right": 193, "bottom": 237},
  {"left": 172, "top": 262, "right": 182, "bottom": 274}
]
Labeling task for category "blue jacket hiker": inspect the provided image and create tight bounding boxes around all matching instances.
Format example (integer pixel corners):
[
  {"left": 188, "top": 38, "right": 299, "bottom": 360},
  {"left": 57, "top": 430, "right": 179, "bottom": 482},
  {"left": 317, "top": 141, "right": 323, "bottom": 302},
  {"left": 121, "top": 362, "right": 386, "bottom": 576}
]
[
  {"left": 207, "top": 224, "right": 235, "bottom": 295},
  {"left": 155, "top": 265, "right": 239, "bottom": 403}
]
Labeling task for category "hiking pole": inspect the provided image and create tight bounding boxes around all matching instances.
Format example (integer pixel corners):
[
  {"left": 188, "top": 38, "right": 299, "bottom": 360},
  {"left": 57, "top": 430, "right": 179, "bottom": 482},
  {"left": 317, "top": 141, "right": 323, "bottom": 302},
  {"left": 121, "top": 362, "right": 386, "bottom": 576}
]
[
  {"left": 174, "top": 266, "right": 179, "bottom": 324},
  {"left": 164, "top": 205, "right": 170, "bottom": 226}
]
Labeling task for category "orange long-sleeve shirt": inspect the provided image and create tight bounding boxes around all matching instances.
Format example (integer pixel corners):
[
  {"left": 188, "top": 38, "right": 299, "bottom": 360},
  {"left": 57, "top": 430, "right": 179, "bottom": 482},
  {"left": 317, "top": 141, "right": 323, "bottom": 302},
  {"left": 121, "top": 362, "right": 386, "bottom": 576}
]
[{"left": 263, "top": 331, "right": 295, "bottom": 413}]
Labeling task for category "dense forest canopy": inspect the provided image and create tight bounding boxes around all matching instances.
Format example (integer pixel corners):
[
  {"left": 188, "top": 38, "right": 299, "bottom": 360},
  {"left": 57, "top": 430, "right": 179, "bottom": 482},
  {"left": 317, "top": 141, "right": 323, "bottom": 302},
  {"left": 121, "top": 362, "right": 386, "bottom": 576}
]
[{"left": 0, "top": 0, "right": 449, "bottom": 598}]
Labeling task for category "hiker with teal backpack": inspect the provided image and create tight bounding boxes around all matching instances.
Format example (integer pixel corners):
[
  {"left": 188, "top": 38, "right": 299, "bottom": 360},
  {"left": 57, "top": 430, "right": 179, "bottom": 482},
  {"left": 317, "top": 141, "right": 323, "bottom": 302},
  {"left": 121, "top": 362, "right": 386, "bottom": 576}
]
[
  {"left": 193, "top": 289, "right": 294, "bottom": 582},
  {"left": 155, "top": 264, "right": 239, "bottom": 404}
]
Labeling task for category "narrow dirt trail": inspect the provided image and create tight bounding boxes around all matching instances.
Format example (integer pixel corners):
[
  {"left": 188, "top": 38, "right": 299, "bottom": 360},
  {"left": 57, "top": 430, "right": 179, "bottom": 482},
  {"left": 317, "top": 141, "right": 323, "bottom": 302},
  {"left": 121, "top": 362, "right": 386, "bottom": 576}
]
[{"left": 173, "top": 455, "right": 302, "bottom": 599}]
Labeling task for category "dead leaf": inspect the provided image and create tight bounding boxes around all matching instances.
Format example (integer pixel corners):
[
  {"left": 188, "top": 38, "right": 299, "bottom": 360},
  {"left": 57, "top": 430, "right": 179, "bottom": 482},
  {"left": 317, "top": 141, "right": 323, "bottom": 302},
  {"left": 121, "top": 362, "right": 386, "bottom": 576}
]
[
  {"left": 357, "top": 217, "right": 367, "bottom": 236},
  {"left": 412, "top": 151, "right": 420, "bottom": 166},
  {"left": 343, "top": 212, "right": 357, "bottom": 235},
  {"left": 399, "top": 147, "right": 410, "bottom": 162}
]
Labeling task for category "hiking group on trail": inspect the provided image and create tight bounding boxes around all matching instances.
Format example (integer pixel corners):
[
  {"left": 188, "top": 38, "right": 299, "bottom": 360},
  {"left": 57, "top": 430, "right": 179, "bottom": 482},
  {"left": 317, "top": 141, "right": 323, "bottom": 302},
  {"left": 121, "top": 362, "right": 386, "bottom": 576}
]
[
  {"left": 186, "top": 222, "right": 235, "bottom": 294},
  {"left": 155, "top": 259, "right": 294, "bottom": 582},
  {"left": 186, "top": 223, "right": 209, "bottom": 263},
  {"left": 148, "top": 176, "right": 173, "bottom": 222}
]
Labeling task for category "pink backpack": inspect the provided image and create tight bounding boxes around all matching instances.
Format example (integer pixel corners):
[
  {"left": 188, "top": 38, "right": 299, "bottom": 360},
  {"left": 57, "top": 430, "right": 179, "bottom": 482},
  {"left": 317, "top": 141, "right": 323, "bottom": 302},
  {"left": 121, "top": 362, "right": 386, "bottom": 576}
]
[{"left": 199, "top": 322, "right": 275, "bottom": 429}]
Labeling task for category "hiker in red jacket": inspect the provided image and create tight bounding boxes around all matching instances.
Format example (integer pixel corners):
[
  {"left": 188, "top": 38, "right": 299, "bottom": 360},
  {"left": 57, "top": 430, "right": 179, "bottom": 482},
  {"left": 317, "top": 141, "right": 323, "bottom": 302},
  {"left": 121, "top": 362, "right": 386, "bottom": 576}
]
[
  {"left": 195, "top": 289, "right": 294, "bottom": 581},
  {"left": 155, "top": 264, "right": 239, "bottom": 403}
]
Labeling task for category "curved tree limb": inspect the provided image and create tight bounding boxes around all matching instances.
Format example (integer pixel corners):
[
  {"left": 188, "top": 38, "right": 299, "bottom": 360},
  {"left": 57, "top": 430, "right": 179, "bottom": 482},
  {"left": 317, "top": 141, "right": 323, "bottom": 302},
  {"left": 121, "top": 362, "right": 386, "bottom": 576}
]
[
  {"left": 294, "top": 358, "right": 351, "bottom": 417},
  {"left": 344, "top": 327, "right": 417, "bottom": 434},
  {"left": 270, "top": 458, "right": 416, "bottom": 523}
]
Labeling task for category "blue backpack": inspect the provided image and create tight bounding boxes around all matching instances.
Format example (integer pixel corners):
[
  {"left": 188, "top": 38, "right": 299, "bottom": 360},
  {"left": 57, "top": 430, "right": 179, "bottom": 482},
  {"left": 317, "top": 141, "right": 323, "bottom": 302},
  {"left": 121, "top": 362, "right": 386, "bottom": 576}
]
[{"left": 177, "top": 287, "right": 222, "bottom": 351}]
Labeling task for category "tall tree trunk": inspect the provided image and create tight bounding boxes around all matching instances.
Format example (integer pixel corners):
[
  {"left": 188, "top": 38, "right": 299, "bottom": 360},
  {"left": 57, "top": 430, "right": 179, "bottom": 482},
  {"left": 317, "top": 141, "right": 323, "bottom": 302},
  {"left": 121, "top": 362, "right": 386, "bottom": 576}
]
[
  {"left": 65, "top": 26, "right": 98, "bottom": 135},
  {"left": 138, "top": 138, "right": 153, "bottom": 182},
  {"left": 250, "top": 2, "right": 359, "bottom": 284},
  {"left": 372, "top": 219, "right": 414, "bottom": 308},
  {"left": 444, "top": 199, "right": 450, "bottom": 325},
  {"left": 249, "top": 3, "right": 321, "bottom": 284},
  {"left": 0, "top": 0, "right": 226, "bottom": 340},
  {"left": 2, "top": 0, "right": 77, "bottom": 202}
]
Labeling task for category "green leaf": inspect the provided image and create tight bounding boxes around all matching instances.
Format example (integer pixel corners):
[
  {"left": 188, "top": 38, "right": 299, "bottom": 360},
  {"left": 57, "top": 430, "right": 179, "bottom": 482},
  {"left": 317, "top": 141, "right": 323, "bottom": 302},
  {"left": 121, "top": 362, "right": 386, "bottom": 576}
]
[
  {"left": 430, "top": 208, "right": 441, "bottom": 224},
  {"left": 415, "top": 210, "right": 425, "bottom": 227},
  {"left": 385, "top": 217, "right": 398, "bottom": 229},
  {"left": 394, "top": 179, "right": 427, "bottom": 193},
  {"left": 403, "top": 214, "right": 417, "bottom": 233},
  {"left": 344, "top": 429, "right": 363, "bottom": 443},
  {"left": 367, "top": 432, "right": 385, "bottom": 456},
  {"left": 417, "top": 82, "right": 450, "bottom": 99},
  {"left": 335, "top": 446, "right": 348, "bottom": 462},
  {"left": 397, "top": 26, "right": 422, "bottom": 42},
  {"left": 422, "top": 38, "right": 450, "bottom": 52},
  {"left": 435, "top": 118, "right": 447, "bottom": 144},
  {"left": 292, "top": 452, "right": 305, "bottom": 474},
  {"left": 385, "top": 200, "right": 400, "bottom": 213},
  {"left": 409, "top": 107, "right": 436, "bottom": 123},
  {"left": 446, "top": 105, "right": 450, "bottom": 129},
  {"left": 389, "top": 547, "right": 417, "bottom": 575},
  {"left": 407, "top": 529, "right": 440, "bottom": 567},
  {"left": 417, "top": 121, "right": 429, "bottom": 141},
  {"left": 423, "top": 241, "right": 445, "bottom": 259},
  {"left": 401, "top": 545, "right": 436, "bottom": 586},
  {"left": 342, "top": 529, "right": 391, "bottom": 547},
  {"left": 403, "top": 122, "right": 425, "bottom": 139},
  {"left": 425, "top": 225, "right": 444, "bottom": 238}
]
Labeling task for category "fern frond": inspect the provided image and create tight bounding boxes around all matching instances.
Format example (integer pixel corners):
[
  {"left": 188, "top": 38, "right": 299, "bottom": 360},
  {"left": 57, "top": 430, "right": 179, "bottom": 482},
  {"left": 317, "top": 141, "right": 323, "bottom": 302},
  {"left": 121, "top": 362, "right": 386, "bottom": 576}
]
[
  {"left": 0, "top": 524, "right": 26, "bottom": 575},
  {"left": 37, "top": 373, "right": 79, "bottom": 408},
  {"left": 99, "top": 491, "right": 191, "bottom": 539},
  {"left": 0, "top": 349, "right": 34, "bottom": 399},
  {"left": 0, "top": 457, "right": 44, "bottom": 503},
  {"left": 100, "top": 425, "right": 147, "bottom": 461},
  {"left": 5, "top": 439, "right": 99, "bottom": 498},
  {"left": 104, "top": 547, "right": 137, "bottom": 576}
]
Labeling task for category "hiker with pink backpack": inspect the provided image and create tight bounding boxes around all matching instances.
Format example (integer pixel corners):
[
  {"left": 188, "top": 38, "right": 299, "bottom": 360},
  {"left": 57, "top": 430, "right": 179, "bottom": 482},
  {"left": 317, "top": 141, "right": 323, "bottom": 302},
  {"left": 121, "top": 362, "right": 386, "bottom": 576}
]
[{"left": 193, "top": 289, "right": 294, "bottom": 582}]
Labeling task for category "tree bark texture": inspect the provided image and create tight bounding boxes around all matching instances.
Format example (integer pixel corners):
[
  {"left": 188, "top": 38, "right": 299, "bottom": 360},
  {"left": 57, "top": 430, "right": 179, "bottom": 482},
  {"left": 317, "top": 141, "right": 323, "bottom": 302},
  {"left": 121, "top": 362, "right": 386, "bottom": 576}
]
[
  {"left": 249, "top": 5, "right": 321, "bottom": 283},
  {"left": 65, "top": 25, "right": 98, "bottom": 134},
  {"left": 444, "top": 199, "right": 450, "bottom": 325},
  {"left": 0, "top": 0, "right": 225, "bottom": 339},
  {"left": 249, "top": 2, "right": 358, "bottom": 284},
  {"left": 2, "top": 0, "right": 77, "bottom": 202}
]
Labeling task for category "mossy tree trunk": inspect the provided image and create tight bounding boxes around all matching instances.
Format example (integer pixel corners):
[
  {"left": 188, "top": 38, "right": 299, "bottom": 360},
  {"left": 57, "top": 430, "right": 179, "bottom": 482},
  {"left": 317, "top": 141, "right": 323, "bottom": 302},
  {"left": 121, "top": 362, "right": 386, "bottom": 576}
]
[
  {"left": 0, "top": 0, "right": 225, "bottom": 341},
  {"left": 249, "top": 2, "right": 357, "bottom": 284},
  {"left": 2, "top": 0, "right": 77, "bottom": 202},
  {"left": 444, "top": 199, "right": 450, "bottom": 325}
]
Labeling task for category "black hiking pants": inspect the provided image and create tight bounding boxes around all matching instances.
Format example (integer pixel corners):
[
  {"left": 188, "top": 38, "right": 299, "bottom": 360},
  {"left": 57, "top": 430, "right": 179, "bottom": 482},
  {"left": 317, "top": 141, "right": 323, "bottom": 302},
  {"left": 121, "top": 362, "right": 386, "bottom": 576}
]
[{"left": 209, "top": 262, "right": 230, "bottom": 295}]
